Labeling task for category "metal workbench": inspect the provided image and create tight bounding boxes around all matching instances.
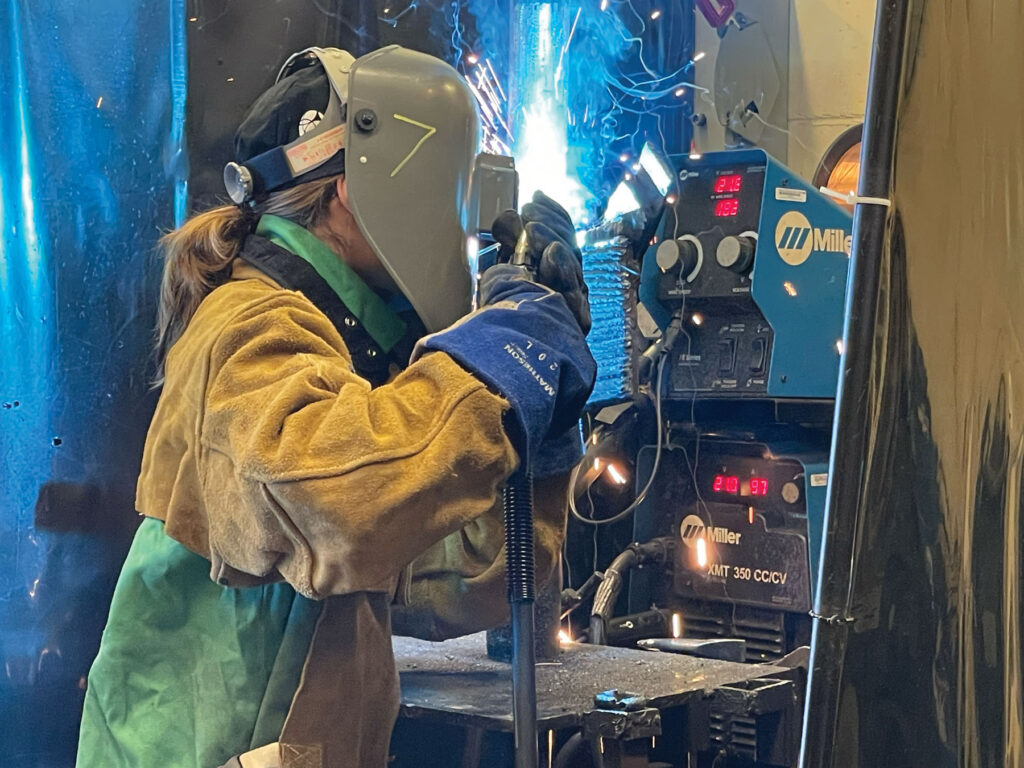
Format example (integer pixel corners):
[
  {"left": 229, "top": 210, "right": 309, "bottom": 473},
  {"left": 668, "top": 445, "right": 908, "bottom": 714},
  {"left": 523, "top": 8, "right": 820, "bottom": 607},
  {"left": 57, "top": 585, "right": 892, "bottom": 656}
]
[{"left": 392, "top": 633, "right": 801, "bottom": 767}]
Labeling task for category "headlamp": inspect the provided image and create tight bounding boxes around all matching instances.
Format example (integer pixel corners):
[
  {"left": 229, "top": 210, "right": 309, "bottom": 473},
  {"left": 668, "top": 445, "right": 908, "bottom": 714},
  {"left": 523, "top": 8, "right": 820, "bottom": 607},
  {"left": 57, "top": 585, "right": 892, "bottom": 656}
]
[
  {"left": 223, "top": 162, "right": 255, "bottom": 205},
  {"left": 223, "top": 47, "right": 354, "bottom": 204}
]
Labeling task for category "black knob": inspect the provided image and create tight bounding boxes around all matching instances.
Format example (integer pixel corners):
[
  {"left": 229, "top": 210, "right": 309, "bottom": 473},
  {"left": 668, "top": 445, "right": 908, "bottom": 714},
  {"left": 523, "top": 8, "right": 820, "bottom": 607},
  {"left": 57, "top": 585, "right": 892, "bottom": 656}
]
[
  {"left": 716, "top": 235, "right": 756, "bottom": 274},
  {"left": 355, "top": 108, "right": 378, "bottom": 132},
  {"left": 656, "top": 238, "right": 699, "bottom": 277}
]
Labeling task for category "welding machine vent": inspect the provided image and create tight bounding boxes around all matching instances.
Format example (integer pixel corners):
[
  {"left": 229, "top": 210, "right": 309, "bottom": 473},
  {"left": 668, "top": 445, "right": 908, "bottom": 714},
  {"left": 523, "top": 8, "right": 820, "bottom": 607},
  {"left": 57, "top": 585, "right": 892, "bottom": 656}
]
[
  {"left": 711, "top": 712, "right": 759, "bottom": 759},
  {"left": 674, "top": 602, "right": 788, "bottom": 662}
]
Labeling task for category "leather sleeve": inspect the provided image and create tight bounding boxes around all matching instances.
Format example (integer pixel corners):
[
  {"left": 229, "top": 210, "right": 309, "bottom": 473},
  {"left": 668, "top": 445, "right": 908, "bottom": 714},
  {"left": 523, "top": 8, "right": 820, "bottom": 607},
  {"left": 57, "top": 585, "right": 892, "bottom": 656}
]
[
  {"left": 197, "top": 289, "right": 520, "bottom": 599},
  {"left": 390, "top": 473, "right": 569, "bottom": 641}
]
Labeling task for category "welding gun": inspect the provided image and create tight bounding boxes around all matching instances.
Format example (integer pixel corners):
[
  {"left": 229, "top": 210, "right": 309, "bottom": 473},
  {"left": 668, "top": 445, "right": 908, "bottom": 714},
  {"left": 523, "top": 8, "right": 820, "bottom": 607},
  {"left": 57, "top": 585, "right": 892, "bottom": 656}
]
[{"left": 503, "top": 228, "right": 540, "bottom": 768}]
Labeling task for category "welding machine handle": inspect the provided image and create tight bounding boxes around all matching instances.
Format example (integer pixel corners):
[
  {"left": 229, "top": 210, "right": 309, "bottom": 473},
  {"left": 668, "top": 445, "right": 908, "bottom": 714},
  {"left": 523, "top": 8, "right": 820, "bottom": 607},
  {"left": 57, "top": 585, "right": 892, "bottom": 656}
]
[{"left": 695, "top": 0, "right": 735, "bottom": 28}]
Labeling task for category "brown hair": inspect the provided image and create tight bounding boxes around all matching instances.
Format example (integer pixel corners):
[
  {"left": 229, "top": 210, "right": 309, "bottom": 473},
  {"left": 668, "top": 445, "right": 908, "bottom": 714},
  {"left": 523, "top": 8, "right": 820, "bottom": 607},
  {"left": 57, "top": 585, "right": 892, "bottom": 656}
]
[{"left": 154, "top": 175, "right": 340, "bottom": 381}]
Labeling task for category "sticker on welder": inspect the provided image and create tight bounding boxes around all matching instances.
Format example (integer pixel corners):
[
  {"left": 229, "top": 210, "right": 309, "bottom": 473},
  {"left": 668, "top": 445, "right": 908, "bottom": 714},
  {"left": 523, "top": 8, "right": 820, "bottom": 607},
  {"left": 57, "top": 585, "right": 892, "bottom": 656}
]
[
  {"left": 810, "top": 473, "right": 828, "bottom": 487},
  {"left": 286, "top": 124, "right": 346, "bottom": 175},
  {"left": 776, "top": 187, "right": 807, "bottom": 203}
]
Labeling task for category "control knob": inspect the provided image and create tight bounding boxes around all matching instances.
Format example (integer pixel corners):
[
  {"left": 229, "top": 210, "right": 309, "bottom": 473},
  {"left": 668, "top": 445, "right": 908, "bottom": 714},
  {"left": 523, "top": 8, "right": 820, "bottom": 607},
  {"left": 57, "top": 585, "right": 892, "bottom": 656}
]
[
  {"left": 656, "top": 238, "right": 700, "bottom": 278},
  {"left": 716, "top": 235, "right": 756, "bottom": 274}
]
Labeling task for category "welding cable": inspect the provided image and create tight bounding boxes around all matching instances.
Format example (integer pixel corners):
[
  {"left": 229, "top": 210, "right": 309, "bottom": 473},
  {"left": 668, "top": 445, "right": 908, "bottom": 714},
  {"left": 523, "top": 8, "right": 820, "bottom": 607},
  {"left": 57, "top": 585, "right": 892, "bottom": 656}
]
[
  {"left": 568, "top": 352, "right": 666, "bottom": 527},
  {"left": 560, "top": 570, "right": 605, "bottom": 620},
  {"left": 588, "top": 537, "right": 675, "bottom": 645}
]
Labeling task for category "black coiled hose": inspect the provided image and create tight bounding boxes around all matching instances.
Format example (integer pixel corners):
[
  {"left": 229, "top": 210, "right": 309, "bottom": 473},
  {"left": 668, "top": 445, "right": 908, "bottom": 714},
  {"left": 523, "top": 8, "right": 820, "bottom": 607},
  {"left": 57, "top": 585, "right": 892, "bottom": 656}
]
[{"left": 504, "top": 470, "right": 536, "bottom": 603}]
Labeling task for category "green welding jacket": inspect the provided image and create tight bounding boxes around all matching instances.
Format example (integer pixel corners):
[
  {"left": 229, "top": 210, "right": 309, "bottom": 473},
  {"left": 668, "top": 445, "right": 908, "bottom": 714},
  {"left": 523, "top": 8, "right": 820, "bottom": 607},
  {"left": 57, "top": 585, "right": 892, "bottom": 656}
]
[{"left": 76, "top": 215, "right": 569, "bottom": 768}]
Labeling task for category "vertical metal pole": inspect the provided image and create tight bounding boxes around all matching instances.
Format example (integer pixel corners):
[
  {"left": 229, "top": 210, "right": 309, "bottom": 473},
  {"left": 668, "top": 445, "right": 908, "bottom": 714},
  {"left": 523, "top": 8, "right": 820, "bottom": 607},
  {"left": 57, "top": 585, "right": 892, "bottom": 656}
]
[
  {"left": 511, "top": 600, "right": 539, "bottom": 768},
  {"left": 799, "top": 0, "right": 910, "bottom": 766}
]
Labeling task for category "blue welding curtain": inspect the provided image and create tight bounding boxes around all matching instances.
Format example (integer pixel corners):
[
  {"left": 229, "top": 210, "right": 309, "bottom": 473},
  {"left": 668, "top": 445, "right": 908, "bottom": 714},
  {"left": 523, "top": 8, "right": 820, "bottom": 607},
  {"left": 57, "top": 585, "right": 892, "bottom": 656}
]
[{"left": 0, "top": 1, "right": 185, "bottom": 766}]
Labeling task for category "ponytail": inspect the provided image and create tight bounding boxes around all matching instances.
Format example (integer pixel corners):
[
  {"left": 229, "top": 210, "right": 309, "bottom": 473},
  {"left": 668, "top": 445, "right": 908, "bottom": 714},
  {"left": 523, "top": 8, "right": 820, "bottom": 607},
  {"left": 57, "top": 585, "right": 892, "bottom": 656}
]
[
  {"left": 154, "top": 204, "right": 252, "bottom": 381},
  {"left": 153, "top": 175, "right": 340, "bottom": 382}
]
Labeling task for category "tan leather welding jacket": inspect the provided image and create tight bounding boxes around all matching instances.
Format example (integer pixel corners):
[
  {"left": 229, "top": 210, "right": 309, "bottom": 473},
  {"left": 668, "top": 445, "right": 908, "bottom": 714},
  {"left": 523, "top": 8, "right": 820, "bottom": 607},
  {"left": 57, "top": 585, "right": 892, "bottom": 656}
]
[{"left": 76, "top": 215, "right": 567, "bottom": 768}]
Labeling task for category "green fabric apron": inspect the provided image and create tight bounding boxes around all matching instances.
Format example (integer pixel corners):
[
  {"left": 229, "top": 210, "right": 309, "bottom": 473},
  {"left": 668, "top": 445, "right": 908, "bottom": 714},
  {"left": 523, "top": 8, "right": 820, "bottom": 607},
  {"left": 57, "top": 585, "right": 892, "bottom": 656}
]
[
  {"left": 77, "top": 218, "right": 407, "bottom": 768},
  {"left": 77, "top": 518, "right": 319, "bottom": 768}
]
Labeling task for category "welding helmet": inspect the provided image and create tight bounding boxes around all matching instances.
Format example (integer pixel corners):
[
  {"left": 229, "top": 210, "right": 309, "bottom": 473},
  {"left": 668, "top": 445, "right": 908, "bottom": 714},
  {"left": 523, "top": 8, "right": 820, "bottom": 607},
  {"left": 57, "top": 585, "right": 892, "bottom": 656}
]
[{"left": 225, "top": 45, "right": 517, "bottom": 332}]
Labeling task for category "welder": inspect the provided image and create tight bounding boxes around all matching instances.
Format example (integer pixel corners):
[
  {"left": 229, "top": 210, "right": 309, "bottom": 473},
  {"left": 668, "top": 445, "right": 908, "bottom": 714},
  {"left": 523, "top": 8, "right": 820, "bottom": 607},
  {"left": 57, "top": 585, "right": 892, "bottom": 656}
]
[{"left": 76, "top": 45, "right": 594, "bottom": 768}]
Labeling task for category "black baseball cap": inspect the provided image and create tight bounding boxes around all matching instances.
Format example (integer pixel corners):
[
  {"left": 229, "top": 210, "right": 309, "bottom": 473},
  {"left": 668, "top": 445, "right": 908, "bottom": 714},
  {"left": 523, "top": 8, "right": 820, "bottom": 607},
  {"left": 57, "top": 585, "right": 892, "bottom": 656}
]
[{"left": 224, "top": 53, "right": 348, "bottom": 203}]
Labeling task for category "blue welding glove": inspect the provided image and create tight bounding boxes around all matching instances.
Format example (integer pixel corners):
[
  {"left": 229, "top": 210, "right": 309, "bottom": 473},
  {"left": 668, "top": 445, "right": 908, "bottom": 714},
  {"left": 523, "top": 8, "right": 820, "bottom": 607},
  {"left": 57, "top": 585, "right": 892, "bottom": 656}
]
[
  {"left": 492, "top": 191, "right": 592, "bottom": 335},
  {"left": 532, "top": 424, "right": 585, "bottom": 479},
  {"left": 414, "top": 264, "right": 596, "bottom": 467}
]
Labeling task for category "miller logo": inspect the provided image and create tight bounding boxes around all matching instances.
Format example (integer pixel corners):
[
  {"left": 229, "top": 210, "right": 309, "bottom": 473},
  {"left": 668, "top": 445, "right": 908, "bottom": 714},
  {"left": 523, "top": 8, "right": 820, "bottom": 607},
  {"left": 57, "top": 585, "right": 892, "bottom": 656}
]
[
  {"left": 775, "top": 210, "right": 852, "bottom": 266},
  {"left": 679, "top": 514, "right": 706, "bottom": 547},
  {"left": 679, "top": 514, "right": 743, "bottom": 547}
]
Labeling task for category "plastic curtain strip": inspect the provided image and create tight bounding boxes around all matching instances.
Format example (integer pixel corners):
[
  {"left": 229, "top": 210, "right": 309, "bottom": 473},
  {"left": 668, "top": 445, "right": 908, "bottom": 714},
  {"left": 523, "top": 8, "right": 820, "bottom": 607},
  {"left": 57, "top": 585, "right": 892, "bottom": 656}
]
[
  {"left": 0, "top": 1, "right": 186, "bottom": 765},
  {"left": 802, "top": 0, "right": 1024, "bottom": 764}
]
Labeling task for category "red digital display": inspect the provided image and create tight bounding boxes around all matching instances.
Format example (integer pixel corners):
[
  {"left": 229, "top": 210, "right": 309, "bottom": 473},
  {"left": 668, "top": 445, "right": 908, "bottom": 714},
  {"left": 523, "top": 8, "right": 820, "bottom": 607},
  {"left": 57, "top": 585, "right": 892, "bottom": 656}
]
[
  {"left": 713, "top": 475, "right": 739, "bottom": 493},
  {"left": 713, "top": 475, "right": 769, "bottom": 496},
  {"left": 714, "top": 198, "right": 740, "bottom": 217},
  {"left": 714, "top": 174, "right": 743, "bottom": 194}
]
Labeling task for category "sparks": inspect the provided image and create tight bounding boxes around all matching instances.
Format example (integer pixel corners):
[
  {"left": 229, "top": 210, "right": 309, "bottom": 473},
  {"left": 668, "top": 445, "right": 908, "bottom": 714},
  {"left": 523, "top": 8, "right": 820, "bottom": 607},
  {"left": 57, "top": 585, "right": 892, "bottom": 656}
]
[
  {"left": 511, "top": 2, "right": 590, "bottom": 222},
  {"left": 466, "top": 63, "right": 513, "bottom": 156},
  {"left": 463, "top": 0, "right": 698, "bottom": 227}
]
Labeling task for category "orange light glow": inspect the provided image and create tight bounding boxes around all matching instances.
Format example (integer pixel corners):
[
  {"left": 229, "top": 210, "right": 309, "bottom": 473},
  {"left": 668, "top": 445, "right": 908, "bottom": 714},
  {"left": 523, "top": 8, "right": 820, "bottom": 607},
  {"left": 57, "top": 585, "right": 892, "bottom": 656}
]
[{"left": 606, "top": 463, "right": 628, "bottom": 485}]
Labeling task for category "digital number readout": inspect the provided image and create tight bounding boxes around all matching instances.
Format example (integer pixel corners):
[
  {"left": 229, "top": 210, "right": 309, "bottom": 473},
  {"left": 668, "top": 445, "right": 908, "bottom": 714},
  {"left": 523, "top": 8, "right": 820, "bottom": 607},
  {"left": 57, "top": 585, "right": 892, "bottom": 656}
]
[
  {"left": 712, "top": 475, "right": 769, "bottom": 496},
  {"left": 714, "top": 198, "right": 740, "bottom": 217},
  {"left": 712, "top": 475, "right": 739, "bottom": 493},
  {"left": 714, "top": 174, "right": 743, "bottom": 193}
]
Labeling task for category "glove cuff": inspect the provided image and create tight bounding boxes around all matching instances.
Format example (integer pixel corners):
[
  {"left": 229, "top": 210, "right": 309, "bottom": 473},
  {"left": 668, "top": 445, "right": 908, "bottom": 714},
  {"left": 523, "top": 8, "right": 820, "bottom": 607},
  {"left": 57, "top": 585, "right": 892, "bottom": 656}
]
[{"left": 413, "top": 294, "right": 594, "bottom": 466}]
